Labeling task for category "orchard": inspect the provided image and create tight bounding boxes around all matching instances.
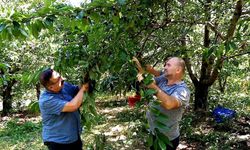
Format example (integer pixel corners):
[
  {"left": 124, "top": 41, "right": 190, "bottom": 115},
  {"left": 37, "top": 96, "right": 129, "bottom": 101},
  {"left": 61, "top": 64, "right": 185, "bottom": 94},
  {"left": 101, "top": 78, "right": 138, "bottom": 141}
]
[{"left": 0, "top": 0, "right": 249, "bottom": 149}]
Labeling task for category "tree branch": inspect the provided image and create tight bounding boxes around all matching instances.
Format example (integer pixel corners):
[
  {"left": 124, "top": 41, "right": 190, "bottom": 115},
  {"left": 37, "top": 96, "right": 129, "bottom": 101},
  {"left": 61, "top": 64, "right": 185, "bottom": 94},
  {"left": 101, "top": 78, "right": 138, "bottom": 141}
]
[
  {"left": 150, "top": 18, "right": 172, "bottom": 29},
  {"left": 207, "top": 22, "right": 225, "bottom": 41},
  {"left": 224, "top": 51, "right": 250, "bottom": 60},
  {"left": 183, "top": 57, "right": 199, "bottom": 86},
  {"left": 199, "top": 0, "right": 212, "bottom": 84},
  {"left": 226, "top": 0, "right": 243, "bottom": 40},
  {"left": 206, "top": 58, "right": 224, "bottom": 86},
  {"left": 242, "top": 10, "right": 250, "bottom": 15},
  {"left": 181, "top": 36, "right": 199, "bottom": 86}
]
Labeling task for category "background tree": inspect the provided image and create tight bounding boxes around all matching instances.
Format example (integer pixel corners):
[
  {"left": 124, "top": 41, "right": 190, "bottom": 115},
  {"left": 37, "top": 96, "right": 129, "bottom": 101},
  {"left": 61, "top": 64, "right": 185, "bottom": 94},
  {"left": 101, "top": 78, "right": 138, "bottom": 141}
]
[{"left": 0, "top": 0, "right": 58, "bottom": 115}]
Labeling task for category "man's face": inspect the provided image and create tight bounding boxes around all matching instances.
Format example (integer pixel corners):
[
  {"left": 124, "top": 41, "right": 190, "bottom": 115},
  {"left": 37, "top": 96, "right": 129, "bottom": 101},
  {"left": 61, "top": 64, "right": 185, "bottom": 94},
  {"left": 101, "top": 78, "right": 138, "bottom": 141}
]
[
  {"left": 164, "top": 58, "right": 179, "bottom": 77},
  {"left": 47, "top": 70, "right": 64, "bottom": 93}
]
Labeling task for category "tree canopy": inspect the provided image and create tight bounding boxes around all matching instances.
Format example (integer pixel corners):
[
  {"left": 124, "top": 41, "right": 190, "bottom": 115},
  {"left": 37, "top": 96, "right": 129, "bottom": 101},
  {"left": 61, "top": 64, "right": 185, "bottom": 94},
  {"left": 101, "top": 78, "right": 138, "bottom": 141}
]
[{"left": 0, "top": 0, "right": 249, "bottom": 123}]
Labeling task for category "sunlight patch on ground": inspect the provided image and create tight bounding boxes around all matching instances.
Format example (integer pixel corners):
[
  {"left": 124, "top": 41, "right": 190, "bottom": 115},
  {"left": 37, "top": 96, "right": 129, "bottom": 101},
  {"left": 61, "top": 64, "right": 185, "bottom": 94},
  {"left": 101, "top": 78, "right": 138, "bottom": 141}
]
[
  {"left": 97, "top": 95, "right": 127, "bottom": 102},
  {"left": 98, "top": 106, "right": 127, "bottom": 114},
  {"left": 196, "top": 121, "right": 214, "bottom": 135},
  {"left": 0, "top": 114, "right": 41, "bottom": 128}
]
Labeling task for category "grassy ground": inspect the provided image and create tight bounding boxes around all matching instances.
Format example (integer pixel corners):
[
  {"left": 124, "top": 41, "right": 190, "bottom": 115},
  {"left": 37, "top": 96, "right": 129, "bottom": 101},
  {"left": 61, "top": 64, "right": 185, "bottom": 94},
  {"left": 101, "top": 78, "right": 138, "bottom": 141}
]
[
  {"left": 83, "top": 95, "right": 147, "bottom": 150},
  {"left": 0, "top": 114, "right": 46, "bottom": 150},
  {"left": 0, "top": 95, "right": 249, "bottom": 150}
]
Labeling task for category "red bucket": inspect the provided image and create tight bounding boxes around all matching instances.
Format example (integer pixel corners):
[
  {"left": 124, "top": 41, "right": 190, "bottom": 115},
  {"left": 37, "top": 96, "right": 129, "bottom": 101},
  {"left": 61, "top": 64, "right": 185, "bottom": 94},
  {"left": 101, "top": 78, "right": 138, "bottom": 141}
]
[{"left": 128, "top": 94, "right": 141, "bottom": 107}]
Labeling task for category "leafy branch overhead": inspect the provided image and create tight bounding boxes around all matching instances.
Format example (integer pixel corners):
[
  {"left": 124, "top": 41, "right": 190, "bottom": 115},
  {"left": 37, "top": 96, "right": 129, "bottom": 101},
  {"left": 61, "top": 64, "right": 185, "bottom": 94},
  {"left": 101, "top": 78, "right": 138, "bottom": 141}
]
[{"left": 0, "top": 0, "right": 249, "bottom": 110}]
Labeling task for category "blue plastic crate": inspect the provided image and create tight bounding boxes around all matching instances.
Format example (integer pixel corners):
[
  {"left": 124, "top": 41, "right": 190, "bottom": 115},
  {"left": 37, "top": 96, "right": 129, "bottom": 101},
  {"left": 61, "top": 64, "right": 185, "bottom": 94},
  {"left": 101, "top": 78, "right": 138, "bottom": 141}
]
[{"left": 212, "top": 106, "right": 236, "bottom": 123}]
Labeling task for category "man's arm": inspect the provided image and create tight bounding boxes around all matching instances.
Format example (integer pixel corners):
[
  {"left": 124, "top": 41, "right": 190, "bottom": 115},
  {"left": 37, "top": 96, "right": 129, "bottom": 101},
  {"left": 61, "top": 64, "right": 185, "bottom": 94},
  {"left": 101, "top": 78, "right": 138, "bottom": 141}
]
[
  {"left": 147, "top": 82, "right": 181, "bottom": 110},
  {"left": 62, "top": 83, "right": 89, "bottom": 112},
  {"left": 145, "top": 65, "right": 161, "bottom": 77},
  {"left": 132, "top": 57, "right": 161, "bottom": 77}
]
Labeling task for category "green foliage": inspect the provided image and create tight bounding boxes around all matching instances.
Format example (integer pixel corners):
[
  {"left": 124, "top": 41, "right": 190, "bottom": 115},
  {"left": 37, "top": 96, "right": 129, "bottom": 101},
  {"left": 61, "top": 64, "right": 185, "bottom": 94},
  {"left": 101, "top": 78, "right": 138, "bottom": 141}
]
[
  {"left": 0, "top": 120, "right": 41, "bottom": 141},
  {"left": 81, "top": 93, "right": 98, "bottom": 130},
  {"left": 134, "top": 73, "right": 170, "bottom": 149},
  {"left": 27, "top": 101, "right": 40, "bottom": 114},
  {"left": 0, "top": 119, "right": 44, "bottom": 150},
  {"left": 142, "top": 74, "right": 154, "bottom": 86},
  {"left": 1, "top": 119, "right": 41, "bottom": 136},
  {"left": 86, "top": 133, "right": 107, "bottom": 150},
  {"left": 22, "top": 67, "right": 46, "bottom": 86}
]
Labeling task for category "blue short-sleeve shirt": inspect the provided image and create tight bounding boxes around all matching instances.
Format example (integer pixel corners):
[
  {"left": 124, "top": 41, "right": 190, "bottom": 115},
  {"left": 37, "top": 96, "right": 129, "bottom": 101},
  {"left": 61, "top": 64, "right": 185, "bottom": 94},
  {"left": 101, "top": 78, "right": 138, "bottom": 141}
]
[{"left": 39, "top": 82, "right": 81, "bottom": 144}]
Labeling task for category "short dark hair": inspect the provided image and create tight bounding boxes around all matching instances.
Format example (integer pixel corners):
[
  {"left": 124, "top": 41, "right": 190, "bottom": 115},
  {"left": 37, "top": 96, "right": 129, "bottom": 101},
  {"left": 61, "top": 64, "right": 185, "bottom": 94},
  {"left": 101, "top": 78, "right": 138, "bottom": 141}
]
[{"left": 39, "top": 68, "right": 53, "bottom": 88}]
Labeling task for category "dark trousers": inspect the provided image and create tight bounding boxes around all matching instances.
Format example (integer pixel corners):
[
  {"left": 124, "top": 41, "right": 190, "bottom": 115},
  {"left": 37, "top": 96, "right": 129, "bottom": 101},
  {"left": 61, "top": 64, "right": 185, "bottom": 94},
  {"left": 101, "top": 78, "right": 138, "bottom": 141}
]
[
  {"left": 44, "top": 136, "right": 82, "bottom": 150},
  {"left": 150, "top": 136, "right": 180, "bottom": 150}
]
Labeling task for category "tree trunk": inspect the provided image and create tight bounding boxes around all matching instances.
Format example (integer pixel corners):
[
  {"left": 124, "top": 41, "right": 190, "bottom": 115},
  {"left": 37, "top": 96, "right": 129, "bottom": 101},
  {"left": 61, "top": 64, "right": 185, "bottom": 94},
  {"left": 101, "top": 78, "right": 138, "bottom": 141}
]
[
  {"left": 218, "top": 75, "right": 227, "bottom": 93},
  {"left": 183, "top": 0, "right": 242, "bottom": 113},
  {"left": 36, "top": 83, "right": 41, "bottom": 100},
  {"left": 194, "top": 83, "right": 209, "bottom": 111},
  {"left": 2, "top": 79, "right": 16, "bottom": 116}
]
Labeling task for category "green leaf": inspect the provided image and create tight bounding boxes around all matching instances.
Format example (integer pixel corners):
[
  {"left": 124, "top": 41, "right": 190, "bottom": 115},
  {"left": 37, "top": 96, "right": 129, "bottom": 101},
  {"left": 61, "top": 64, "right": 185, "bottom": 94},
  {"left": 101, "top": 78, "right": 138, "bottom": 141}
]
[
  {"left": 158, "top": 139, "right": 166, "bottom": 150},
  {"left": 19, "top": 28, "right": 29, "bottom": 37},
  {"left": 143, "top": 74, "right": 154, "bottom": 85},
  {"left": 229, "top": 42, "right": 237, "bottom": 50},
  {"left": 82, "top": 18, "right": 89, "bottom": 26},
  {"left": 202, "top": 48, "right": 209, "bottom": 58},
  {"left": 44, "top": 0, "right": 55, "bottom": 7},
  {"left": 0, "top": 24, "right": 6, "bottom": 32},
  {"left": 145, "top": 89, "right": 156, "bottom": 96},
  {"left": 119, "top": 50, "right": 127, "bottom": 61},
  {"left": 242, "top": 24, "right": 248, "bottom": 33},
  {"left": 7, "top": 27, "right": 13, "bottom": 40},
  {"left": 1, "top": 28, "right": 11, "bottom": 40},
  {"left": 28, "top": 101, "right": 40, "bottom": 114},
  {"left": 112, "top": 16, "right": 119, "bottom": 25},
  {"left": 225, "top": 42, "right": 231, "bottom": 52},
  {"left": 153, "top": 139, "right": 159, "bottom": 150},
  {"left": 89, "top": 70, "right": 100, "bottom": 80},
  {"left": 13, "top": 21, "right": 20, "bottom": 28},
  {"left": 156, "top": 129, "right": 171, "bottom": 146},
  {"left": 216, "top": 44, "right": 224, "bottom": 57},
  {"left": 0, "top": 63, "right": 8, "bottom": 68},
  {"left": 80, "top": 61, "right": 89, "bottom": 69},
  {"left": 79, "top": 19, "right": 89, "bottom": 32},
  {"left": 12, "top": 28, "right": 21, "bottom": 37},
  {"left": 207, "top": 45, "right": 216, "bottom": 57},
  {"left": 152, "top": 100, "right": 161, "bottom": 106},
  {"left": 155, "top": 120, "right": 169, "bottom": 131},
  {"left": 29, "top": 20, "right": 44, "bottom": 38},
  {"left": 155, "top": 113, "right": 169, "bottom": 123},
  {"left": 90, "top": 12, "right": 100, "bottom": 23},
  {"left": 31, "top": 24, "right": 39, "bottom": 38},
  {"left": 150, "top": 107, "right": 161, "bottom": 116},
  {"left": 35, "top": 20, "right": 45, "bottom": 31},
  {"left": 147, "top": 134, "right": 154, "bottom": 147},
  {"left": 44, "top": 15, "right": 55, "bottom": 27},
  {"left": 89, "top": 105, "right": 97, "bottom": 116}
]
